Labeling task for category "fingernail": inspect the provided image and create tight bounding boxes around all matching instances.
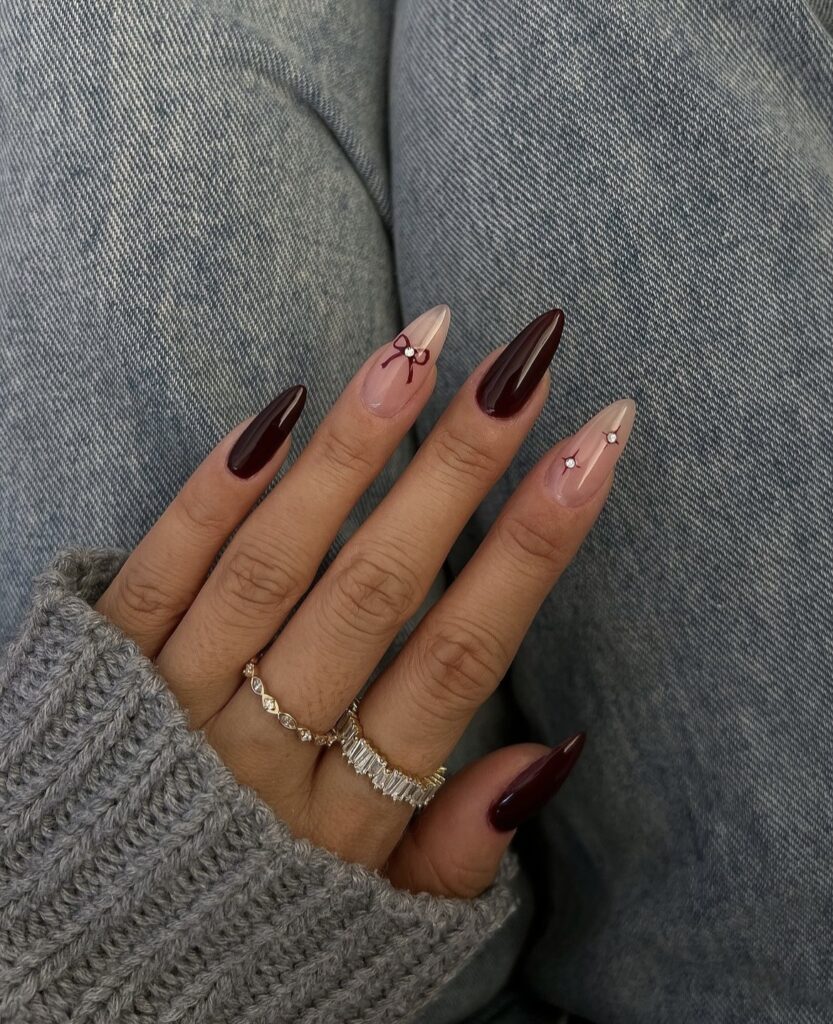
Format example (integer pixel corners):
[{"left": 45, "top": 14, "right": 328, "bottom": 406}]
[
  {"left": 476, "top": 309, "right": 564, "bottom": 418},
  {"left": 489, "top": 733, "right": 586, "bottom": 832},
  {"left": 545, "top": 399, "right": 636, "bottom": 508},
  {"left": 360, "top": 305, "right": 450, "bottom": 417},
  {"left": 227, "top": 384, "right": 307, "bottom": 479}
]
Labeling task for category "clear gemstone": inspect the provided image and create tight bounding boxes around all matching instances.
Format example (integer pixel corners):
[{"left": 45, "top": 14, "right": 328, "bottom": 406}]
[
  {"left": 565, "top": 457, "right": 576, "bottom": 469},
  {"left": 262, "top": 695, "right": 278, "bottom": 713},
  {"left": 404, "top": 346, "right": 415, "bottom": 357},
  {"left": 298, "top": 728, "right": 312, "bottom": 742},
  {"left": 278, "top": 712, "right": 296, "bottom": 729},
  {"left": 606, "top": 431, "right": 618, "bottom": 444},
  {"left": 251, "top": 677, "right": 264, "bottom": 694},
  {"left": 355, "top": 747, "right": 375, "bottom": 772}
]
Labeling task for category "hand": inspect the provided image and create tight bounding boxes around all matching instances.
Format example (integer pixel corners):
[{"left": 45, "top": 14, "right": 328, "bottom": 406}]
[{"left": 95, "top": 305, "right": 635, "bottom": 898}]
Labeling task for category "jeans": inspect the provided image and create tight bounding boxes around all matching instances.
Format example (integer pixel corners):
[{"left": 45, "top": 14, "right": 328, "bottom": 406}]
[{"left": 2, "top": 1, "right": 832, "bottom": 1021}]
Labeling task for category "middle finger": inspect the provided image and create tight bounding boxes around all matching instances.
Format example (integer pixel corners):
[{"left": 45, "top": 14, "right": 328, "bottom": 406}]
[{"left": 218, "top": 309, "right": 565, "bottom": 768}]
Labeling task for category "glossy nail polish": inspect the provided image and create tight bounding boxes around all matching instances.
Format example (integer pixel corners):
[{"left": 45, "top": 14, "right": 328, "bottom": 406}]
[
  {"left": 361, "top": 305, "right": 450, "bottom": 417},
  {"left": 545, "top": 399, "right": 636, "bottom": 508},
  {"left": 489, "top": 733, "right": 585, "bottom": 832},
  {"left": 476, "top": 309, "right": 564, "bottom": 418},
  {"left": 227, "top": 384, "right": 307, "bottom": 479}
]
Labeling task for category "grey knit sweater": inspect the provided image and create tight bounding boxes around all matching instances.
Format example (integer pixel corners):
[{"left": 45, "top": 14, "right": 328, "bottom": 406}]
[{"left": 0, "top": 548, "right": 519, "bottom": 1023}]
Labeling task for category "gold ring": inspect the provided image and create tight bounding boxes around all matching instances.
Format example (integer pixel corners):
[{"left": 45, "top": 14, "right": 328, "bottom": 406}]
[
  {"left": 243, "top": 658, "right": 338, "bottom": 747},
  {"left": 335, "top": 701, "right": 446, "bottom": 809}
]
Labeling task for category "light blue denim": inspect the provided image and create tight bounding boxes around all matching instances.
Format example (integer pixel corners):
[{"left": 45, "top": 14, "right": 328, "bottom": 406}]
[
  {"left": 392, "top": 2, "right": 833, "bottom": 1021},
  {"left": 2, "top": 1, "right": 833, "bottom": 1021}
]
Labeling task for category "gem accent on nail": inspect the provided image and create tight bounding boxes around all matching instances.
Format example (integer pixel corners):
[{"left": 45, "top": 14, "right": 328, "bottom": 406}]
[
  {"left": 545, "top": 399, "right": 636, "bottom": 508},
  {"left": 380, "top": 333, "right": 431, "bottom": 384},
  {"left": 562, "top": 451, "right": 580, "bottom": 473}
]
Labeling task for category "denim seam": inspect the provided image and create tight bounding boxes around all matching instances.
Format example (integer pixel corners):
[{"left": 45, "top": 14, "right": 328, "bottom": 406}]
[{"left": 205, "top": 4, "right": 392, "bottom": 230}]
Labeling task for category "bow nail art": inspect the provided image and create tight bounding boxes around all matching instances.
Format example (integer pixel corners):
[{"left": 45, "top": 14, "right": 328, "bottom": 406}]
[
  {"left": 380, "top": 334, "right": 431, "bottom": 384},
  {"left": 361, "top": 305, "right": 450, "bottom": 417}
]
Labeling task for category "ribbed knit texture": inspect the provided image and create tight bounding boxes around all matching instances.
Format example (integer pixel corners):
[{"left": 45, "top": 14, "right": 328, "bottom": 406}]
[{"left": 0, "top": 548, "right": 519, "bottom": 1024}]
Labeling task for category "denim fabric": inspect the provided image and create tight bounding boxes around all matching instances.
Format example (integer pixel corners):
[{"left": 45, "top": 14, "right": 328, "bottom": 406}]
[
  {"left": 0, "top": 0, "right": 399, "bottom": 639},
  {"left": 392, "top": 2, "right": 833, "bottom": 1022},
  {"left": 0, "top": 4, "right": 526, "bottom": 1018},
  {"left": 2, "top": 0, "right": 833, "bottom": 1022}
]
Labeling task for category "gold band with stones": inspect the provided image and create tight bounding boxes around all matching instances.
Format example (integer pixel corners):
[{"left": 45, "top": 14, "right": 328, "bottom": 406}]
[
  {"left": 335, "top": 701, "right": 446, "bottom": 809},
  {"left": 244, "top": 658, "right": 338, "bottom": 747}
]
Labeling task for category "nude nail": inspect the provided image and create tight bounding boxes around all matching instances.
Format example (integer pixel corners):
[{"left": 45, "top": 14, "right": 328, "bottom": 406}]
[
  {"left": 545, "top": 399, "right": 636, "bottom": 508},
  {"left": 360, "top": 305, "right": 450, "bottom": 417}
]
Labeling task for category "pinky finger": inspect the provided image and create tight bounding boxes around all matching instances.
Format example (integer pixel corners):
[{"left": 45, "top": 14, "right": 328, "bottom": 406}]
[
  {"left": 386, "top": 735, "right": 585, "bottom": 898},
  {"left": 95, "top": 385, "right": 306, "bottom": 657}
]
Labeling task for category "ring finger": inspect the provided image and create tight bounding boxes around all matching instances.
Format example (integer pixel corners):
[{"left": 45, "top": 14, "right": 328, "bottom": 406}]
[
  {"left": 320, "top": 397, "right": 636, "bottom": 863},
  {"left": 213, "top": 310, "right": 565, "bottom": 796}
]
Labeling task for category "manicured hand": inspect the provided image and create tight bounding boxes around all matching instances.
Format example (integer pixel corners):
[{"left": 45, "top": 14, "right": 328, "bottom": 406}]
[{"left": 95, "top": 306, "right": 635, "bottom": 898}]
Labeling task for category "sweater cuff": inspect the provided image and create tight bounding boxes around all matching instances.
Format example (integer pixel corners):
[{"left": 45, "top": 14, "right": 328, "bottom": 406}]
[{"left": 0, "top": 547, "right": 520, "bottom": 1024}]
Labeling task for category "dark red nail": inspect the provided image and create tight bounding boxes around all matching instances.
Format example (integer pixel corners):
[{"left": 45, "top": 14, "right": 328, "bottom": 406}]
[
  {"left": 476, "top": 309, "right": 564, "bottom": 418},
  {"left": 488, "top": 732, "right": 585, "bottom": 832},
  {"left": 227, "top": 385, "right": 307, "bottom": 479}
]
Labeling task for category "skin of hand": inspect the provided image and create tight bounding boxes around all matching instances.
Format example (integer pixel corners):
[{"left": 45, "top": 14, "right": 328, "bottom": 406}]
[{"left": 95, "top": 306, "right": 635, "bottom": 898}]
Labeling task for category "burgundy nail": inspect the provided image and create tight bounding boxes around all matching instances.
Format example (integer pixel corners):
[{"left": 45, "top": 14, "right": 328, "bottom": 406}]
[
  {"left": 227, "top": 384, "right": 306, "bottom": 479},
  {"left": 488, "top": 732, "right": 585, "bottom": 832},
  {"left": 476, "top": 309, "right": 564, "bottom": 418}
]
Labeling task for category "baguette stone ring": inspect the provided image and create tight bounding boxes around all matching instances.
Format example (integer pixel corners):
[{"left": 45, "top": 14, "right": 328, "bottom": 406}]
[{"left": 335, "top": 701, "right": 447, "bottom": 809}]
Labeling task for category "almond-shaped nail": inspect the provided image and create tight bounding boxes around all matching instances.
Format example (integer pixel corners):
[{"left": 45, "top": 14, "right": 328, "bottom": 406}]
[
  {"left": 545, "top": 399, "right": 636, "bottom": 508},
  {"left": 360, "top": 305, "right": 450, "bottom": 417},
  {"left": 227, "top": 384, "right": 306, "bottom": 479},
  {"left": 489, "top": 733, "right": 586, "bottom": 832},
  {"left": 476, "top": 309, "right": 564, "bottom": 418}
]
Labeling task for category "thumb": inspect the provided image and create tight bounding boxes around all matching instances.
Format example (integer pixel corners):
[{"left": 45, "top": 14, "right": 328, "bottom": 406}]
[{"left": 386, "top": 734, "right": 585, "bottom": 898}]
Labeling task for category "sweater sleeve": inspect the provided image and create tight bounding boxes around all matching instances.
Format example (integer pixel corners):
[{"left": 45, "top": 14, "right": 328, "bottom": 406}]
[{"left": 0, "top": 548, "right": 520, "bottom": 1024}]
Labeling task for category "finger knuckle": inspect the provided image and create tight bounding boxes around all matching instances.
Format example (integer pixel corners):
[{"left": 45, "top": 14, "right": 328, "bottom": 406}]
[
  {"left": 329, "top": 548, "right": 418, "bottom": 639},
  {"left": 176, "top": 479, "right": 229, "bottom": 537},
  {"left": 409, "top": 824, "right": 492, "bottom": 899},
  {"left": 116, "top": 565, "right": 178, "bottom": 625},
  {"left": 430, "top": 426, "right": 499, "bottom": 484},
  {"left": 410, "top": 622, "right": 507, "bottom": 722},
  {"left": 219, "top": 543, "right": 303, "bottom": 615},
  {"left": 317, "top": 422, "right": 374, "bottom": 480},
  {"left": 496, "top": 512, "right": 569, "bottom": 578}
]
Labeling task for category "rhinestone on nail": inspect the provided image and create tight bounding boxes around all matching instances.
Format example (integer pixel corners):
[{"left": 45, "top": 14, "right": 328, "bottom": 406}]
[
  {"left": 565, "top": 457, "right": 576, "bottom": 469},
  {"left": 606, "top": 431, "right": 618, "bottom": 444}
]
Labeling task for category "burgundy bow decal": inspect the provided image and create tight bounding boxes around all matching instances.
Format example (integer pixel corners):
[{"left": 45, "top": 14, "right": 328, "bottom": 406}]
[{"left": 380, "top": 333, "right": 431, "bottom": 384}]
